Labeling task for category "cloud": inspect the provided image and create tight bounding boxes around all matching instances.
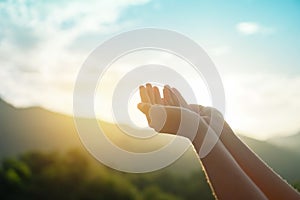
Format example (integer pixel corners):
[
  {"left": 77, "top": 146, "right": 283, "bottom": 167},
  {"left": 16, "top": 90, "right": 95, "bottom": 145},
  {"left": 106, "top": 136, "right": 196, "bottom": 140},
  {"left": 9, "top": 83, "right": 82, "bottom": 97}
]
[
  {"left": 224, "top": 73, "right": 300, "bottom": 139},
  {"left": 236, "top": 22, "right": 274, "bottom": 35},
  {"left": 209, "top": 45, "right": 231, "bottom": 56},
  {"left": 0, "top": 0, "right": 150, "bottom": 113},
  {"left": 1, "top": 2, "right": 298, "bottom": 140}
]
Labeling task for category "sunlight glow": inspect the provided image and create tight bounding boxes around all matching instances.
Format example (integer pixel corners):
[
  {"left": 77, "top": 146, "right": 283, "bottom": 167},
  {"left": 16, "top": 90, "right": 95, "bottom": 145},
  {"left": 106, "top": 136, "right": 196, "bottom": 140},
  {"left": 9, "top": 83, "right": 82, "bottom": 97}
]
[{"left": 94, "top": 49, "right": 212, "bottom": 127}]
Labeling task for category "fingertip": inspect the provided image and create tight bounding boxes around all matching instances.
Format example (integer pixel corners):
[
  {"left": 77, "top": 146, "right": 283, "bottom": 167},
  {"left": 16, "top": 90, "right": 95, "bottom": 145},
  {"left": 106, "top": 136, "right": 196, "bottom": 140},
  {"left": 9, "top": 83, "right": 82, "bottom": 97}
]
[
  {"left": 137, "top": 102, "right": 150, "bottom": 112},
  {"left": 139, "top": 85, "right": 145, "bottom": 90},
  {"left": 137, "top": 104, "right": 145, "bottom": 114},
  {"left": 153, "top": 86, "right": 159, "bottom": 93},
  {"left": 146, "top": 83, "right": 152, "bottom": 88},
  {"left": 165, "top": 85, "right": 173, "bottom": 94},
  {"left": 137, "top": 102, "right": 146, "bottom": 107},
  {"left": 137, "top": 102, "right": 143, "bottom": 109},
  {"left": 163, "top": 86, "right": 167, "bottom": 94}
]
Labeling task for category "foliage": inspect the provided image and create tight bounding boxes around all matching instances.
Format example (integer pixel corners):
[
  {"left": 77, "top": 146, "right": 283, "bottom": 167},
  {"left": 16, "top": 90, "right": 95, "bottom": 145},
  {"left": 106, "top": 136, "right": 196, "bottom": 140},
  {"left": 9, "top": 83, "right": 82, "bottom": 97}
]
[
  {"left": 0, "top": 149, "right": 213, "bottom": 200},
  {"left": 293, "top": 182, "right": 300, "bottom": 192},
  {"left": 1, "top": 148, "right": 298, "bottom": 200}
]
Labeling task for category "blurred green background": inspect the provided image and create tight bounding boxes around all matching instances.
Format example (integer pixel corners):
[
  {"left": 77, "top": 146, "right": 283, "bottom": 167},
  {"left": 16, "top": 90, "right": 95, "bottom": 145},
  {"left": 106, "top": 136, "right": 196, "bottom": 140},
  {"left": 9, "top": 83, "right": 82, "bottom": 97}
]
[{"left": 1, "top": 99, "right": 300, "bottom": 199}]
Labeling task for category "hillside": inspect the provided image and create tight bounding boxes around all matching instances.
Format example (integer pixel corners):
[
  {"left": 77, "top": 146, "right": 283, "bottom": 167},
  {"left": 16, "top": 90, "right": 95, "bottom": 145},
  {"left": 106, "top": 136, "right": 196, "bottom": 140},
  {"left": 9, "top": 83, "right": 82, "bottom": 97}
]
[
  {"left": 1, "top": 98, "right": 300, "bottom": 182},
  {"left": 0, "top": 98, "right": 81, "bottom": 157},
  {"left": 239, "top": 135, "right": 300, "bottom": 182},
  {"left": 0, "top": 98, "right": 201, "bottom": 174},
  {"left": 267, "top": 133, "right": 300, "bottom": 154}
]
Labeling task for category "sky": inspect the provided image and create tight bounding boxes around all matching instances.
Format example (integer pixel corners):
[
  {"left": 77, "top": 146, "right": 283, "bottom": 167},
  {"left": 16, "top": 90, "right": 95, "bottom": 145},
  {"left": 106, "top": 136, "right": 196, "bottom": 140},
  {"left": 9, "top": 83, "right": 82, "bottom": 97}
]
[{"left": 0, "top": 0, "right": 300, "bottom": 140}]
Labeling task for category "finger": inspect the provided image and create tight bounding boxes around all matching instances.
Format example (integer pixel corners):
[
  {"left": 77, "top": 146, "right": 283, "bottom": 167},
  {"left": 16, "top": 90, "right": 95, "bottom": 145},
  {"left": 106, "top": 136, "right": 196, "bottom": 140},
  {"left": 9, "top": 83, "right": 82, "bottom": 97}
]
[
  {"left": 153, "top": 86, "right": 162, "bottom": 104},
  {"left": 205, "top": 107, "right": 223, "bottom": 119},
  {"left": 139, "top": 85, "right": 151, "bottom": 104},
  {"left": 197, "top": 106, "right": 219, "bottom": 117},
  {"left": 163, "top": 85, "right": 175, "bottom": 106},
  {"left": 166, "top": 85, "right": 180, "bottom": 106},
  {"left": 137, "top": 103, "right": 151, "bottom": 124},
  {"left": 137, "top": 103, "right": 151, "bottom": 115},
  {"left": 171, "top": 87, "right": 190, "bottom": 108},
  {"left": 161, "top": 98, "right": 168, "bottom": 105},
  {"left": 146, "top": 83, "right": 155, "bottom": 104},
  {"left": 190, "top": 104, "right": 206, "bottom": 115}
]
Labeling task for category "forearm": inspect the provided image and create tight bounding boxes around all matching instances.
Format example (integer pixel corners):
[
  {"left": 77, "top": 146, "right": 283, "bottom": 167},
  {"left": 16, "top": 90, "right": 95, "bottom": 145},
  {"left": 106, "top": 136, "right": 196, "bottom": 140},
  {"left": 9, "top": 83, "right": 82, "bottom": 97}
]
[
  {"left": 220, "top": 126, "right": 300, "bottom": 199},
  {"left": 199, "top": 138, "right": 267, "bottom": 200}
]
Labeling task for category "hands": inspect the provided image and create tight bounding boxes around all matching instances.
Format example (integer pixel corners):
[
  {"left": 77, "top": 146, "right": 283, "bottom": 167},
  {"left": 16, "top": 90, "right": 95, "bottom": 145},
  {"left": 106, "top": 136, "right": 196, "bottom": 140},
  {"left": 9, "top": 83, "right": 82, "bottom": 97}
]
[
  {"left": 137, "top": 83, "right": 223, "bottom": 152},
  {"left": 137, "top": 83, "right": 300, "bottom": 200},
  {"left": 137, "top": 83, "right": 197, "bottom": 135}
]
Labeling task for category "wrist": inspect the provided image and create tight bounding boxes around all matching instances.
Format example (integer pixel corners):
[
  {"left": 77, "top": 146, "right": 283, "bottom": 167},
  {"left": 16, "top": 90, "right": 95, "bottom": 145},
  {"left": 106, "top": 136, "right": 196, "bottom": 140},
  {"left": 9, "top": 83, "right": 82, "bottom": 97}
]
[{"left": 192, "top": 117, "right": 222, "bottom": 158}]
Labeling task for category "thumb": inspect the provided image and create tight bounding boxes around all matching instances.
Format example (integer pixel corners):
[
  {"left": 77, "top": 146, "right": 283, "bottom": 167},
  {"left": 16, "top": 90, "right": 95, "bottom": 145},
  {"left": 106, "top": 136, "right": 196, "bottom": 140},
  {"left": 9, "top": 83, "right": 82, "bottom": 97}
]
[
  {"left": 149, "top": 105, "right": 181, "bottom": 134},
  {"left": 137, "top": 103, "right": 151, "bottom": 115},
  {"left": 148, "top": 105, "right": 168, "bottom": 132},
  {"left": 149, "top": 105, "right": 202, "bottom": 142}
]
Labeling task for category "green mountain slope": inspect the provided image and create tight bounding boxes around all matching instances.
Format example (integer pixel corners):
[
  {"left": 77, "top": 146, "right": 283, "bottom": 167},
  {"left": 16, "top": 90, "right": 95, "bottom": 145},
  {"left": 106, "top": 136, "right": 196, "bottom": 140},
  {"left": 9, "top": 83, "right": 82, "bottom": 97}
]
[
  {"left": 239, "top": 135, "right": 300, "bottom": 182},
  {"left": 0, "top": 98, "right": 81, "bottom": 157},
  {"left": 0, "top": 98, "right": 201, "bottom": 175},
  {"left": 1, "top": 98, "right": 300, "bottom": 182},
  {"left": 267, "top": 133, "right": 300, "bottom": 154}
]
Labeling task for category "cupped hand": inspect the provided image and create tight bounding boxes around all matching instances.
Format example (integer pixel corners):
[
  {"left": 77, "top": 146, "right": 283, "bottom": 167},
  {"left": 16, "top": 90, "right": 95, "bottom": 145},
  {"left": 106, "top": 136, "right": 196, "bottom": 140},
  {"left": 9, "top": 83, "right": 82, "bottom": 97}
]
[
  {"left": 137, "top": 83, "right": 185, "bottom": 134},
  {"left": 137, "top": 84, "right": 212, "bottom": 152},
  {"left": 161, "top": 85, "right": 231, "bottom": 135},
  {"left": 137, "top": 84, "right": 202, "bottom": 134}
]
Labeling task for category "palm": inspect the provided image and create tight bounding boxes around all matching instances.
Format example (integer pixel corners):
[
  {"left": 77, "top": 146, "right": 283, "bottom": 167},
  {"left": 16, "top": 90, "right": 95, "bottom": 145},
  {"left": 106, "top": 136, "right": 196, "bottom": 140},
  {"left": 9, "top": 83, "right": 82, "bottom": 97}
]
[{"left": 138, "top": 83, "right": 226, "bottom": 128}]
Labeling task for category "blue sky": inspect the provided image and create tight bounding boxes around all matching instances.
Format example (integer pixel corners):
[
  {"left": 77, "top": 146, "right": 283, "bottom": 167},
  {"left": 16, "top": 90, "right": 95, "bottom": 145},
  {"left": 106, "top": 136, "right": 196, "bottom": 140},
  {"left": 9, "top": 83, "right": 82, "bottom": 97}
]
[
  {"left": 0, "top": 0, "right": 300, "bottom": 139},
  {"left": 121, "top": 0, "right": 300, "bottom": 73}
]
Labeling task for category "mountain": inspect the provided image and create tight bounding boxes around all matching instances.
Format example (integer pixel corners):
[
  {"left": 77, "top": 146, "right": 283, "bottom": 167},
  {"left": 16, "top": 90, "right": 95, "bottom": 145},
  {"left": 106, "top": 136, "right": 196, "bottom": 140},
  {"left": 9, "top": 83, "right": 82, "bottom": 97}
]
[
  {"left": 0, "top": 98, "right": 81, "bottom": 157},
  {"left": 0, "top": 98, "right": 201, "bottom": 174},
  {"left": 239, "top": 135, "right": 300, "bottom": 182},
  {"left": 1, "top": 98, "right": 300, "bottom": 182},
  {"left": 267, "top": 133, "right": 300, "bottom": 154}
]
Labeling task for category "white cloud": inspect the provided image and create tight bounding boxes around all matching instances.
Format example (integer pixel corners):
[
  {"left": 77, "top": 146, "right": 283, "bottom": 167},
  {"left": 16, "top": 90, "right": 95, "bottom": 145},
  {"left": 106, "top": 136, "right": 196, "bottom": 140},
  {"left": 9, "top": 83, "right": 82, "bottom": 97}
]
[
  {"left": 0, "top": 0, "right": 150, "bottom": 113},
  {"left": 224, "top": 73, "right": 300, "bottom": 139},
  {"left": 1, "top": 2, "right": 298, "bottom": 140},
  {"left": 236, "top": 22, "right": 274, "bottom": 35},
  {"left": 236, "top": 22, "right": 259, "bottom": 35},
  {"left": 209, "top": 45, "right": 231, "bottom": 56}
]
